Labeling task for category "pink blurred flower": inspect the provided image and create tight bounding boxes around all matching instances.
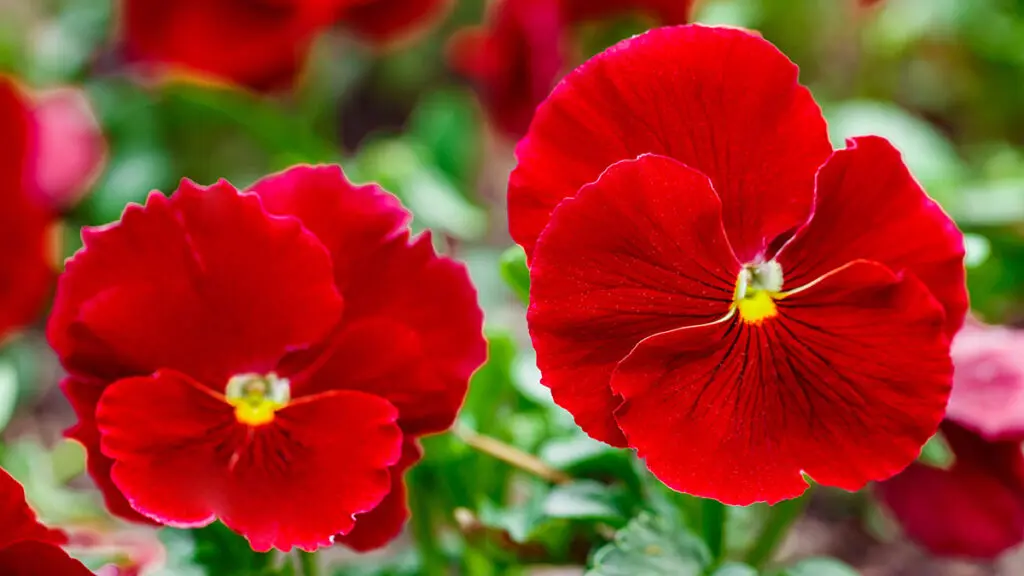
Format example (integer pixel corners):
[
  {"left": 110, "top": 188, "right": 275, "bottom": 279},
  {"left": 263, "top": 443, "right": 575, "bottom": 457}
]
[{"left": 31, "top": 87, "right": 107, "bottom": 210}]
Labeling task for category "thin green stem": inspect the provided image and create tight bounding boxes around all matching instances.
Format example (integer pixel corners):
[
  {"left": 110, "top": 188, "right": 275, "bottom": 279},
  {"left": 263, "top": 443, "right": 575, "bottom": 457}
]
[
  {"left": 700, "top": 498, "right": 727, "bottom": 564},
  {"left": 297, "top": 551, "right": 319, "bottom": 576},
  {"left": 743, "top": 494, "right": 810, "bottom": 569}
]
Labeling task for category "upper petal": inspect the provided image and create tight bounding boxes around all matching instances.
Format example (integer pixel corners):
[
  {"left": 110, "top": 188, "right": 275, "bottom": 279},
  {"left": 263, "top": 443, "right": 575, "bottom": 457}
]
[
  {"left": 0, "top": 77, "right": 55, "bottom": 342},
  {"left": 48, "top": 180, "right": 343, "bottom": 386},
  {"left": 252, "top": 166, "right": 485, "bottom": 435},
  {"left": 508, "top": 24, "right": 832, "bottom": 261},
  {"left": 612, "top": 261, "right": 952, "bottom": 504},
  {"left": 777, "top": 136, "right": 967, "bottom": 337},
  {"left": 528, "top": 154, "right": 739, "bottom": 446}
]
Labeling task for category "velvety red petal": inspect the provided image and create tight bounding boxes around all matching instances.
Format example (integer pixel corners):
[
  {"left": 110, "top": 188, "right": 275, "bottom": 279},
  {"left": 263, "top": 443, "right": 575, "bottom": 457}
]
[
  {"left": 120, "top": 0, "right": 336, "bottom": 90},
  {"left": 62, "top": 378, "right": 155, "bottom": 525},
  {"left": 251, "top": 165, "right": 485, "bottom": 435},
  {"left": 877, "top": 423, "right": 1024, "bottom": 558},
  {"left": 448, "top": 0, "right": 564, "bottom": 138},
  {"left": 945, "top": 321, "right": 1024, "bottom": 441},
  {"left": 0, "top": 540, "right": 92, "bottom": 576},
  {"left": 0, "top": 77, "right": 54, "bottom": 342},
  {"left": 529, "top": 154, "right": 739, "bottom": 446},
  {"left": 508, "top": 24, "right": 831, "bottom": 261},
  {"left": 777, "top": 136, "right": 967, "bottom": 337},
  {"left": 613, "top": 261, "right": 952, "bottom": 504},
  {"left": 0, "top": 468, "right": 65, "bottom": 548},
  {"left": 48, "top": 180, "right": 342, "bottom": 386},
  {"left": 31, "top": 87, "right": 106, "bottom": 209},
  {"left": 335, "top": 439, "right": 422, "bottom": 551},
  {"left": 560, "top": 0, "right": 694, "bottom": 25},
  {"left": 97, "top": 370, "right": 403, "bottom": 552},
  {"left": 342, "top": 0, "right": 452, "bottom": 45}
]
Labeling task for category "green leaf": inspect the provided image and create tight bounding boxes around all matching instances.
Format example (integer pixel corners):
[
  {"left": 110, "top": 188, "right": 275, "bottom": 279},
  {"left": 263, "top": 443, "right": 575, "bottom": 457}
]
[
  {"left": 499, "top": 246, "right": 530, "bottom": 304},
  {"left": 918, "top": 431, "right": 954, "bottom": 469},
  {"left": 587, "top": 513, "right": 710, "bottom": 576},
  {"left": 712, "top": 563, "right": 759, "bottom": 576},
  {"left": 172, "top": 522, "right": 274, "bottom": 576},
  {"left": 407, "top": 88, "right": 484, "bottom": 192},
  {"left": 542, "top": 480, "right": 630, "bottom": 526},
  {"left": 776, "top": 557, "right": 859, "bottom": 576}
]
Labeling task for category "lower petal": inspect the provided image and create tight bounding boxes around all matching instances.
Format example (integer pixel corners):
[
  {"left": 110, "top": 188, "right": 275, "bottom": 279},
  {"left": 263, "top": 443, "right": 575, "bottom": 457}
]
[
  {"left": 0, "top": 541, "right": 92, "bottom": 576},
  {"left": 612, "top": 261, "right": 952, "bottom": 504}
]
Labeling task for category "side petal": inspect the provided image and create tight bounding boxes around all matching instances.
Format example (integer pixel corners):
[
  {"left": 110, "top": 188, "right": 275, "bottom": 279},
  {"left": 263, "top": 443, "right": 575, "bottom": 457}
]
[
  {"left": 876, "top": 424, "right": 1024, "bottom": 558},
  {"left": 0, "top": 541, "right": 92, "bottom": 576},
  {"left": 62, "top": 378, "right": 155, "bottom": 524},
  {"left": 0, "top": 468, "right": 64, "bottom": 548},
  {"left": 612, "top": 261, "right": 951, "bottom": 504},
  {"left": 97, "top": 371, "right": 238, "bottom": 527},
  {"left": 48, "top": 181, "right": 343, "bottom": 385},
  {"left": 529, "top": 154, "right": 739, "bottom": 446},
  {"left": 335, "top": 439, "right": 423, "bottom": 551},
  {"left": 509, "top": 24, "right": 831, "bottom": 261},
  {"left": 776, "top": 136, "right": 967, "bottom": 337},
  {"left": 342, "top": 0, "right": 452, "bottom": 46},
  {"left": 220, "top": 391, "right": 402, "bottom": 552}
]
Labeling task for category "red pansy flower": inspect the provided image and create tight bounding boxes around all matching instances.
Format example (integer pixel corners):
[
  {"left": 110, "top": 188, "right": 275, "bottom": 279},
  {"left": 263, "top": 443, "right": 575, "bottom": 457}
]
[
  {"left": 0, "top": 77, "right": 57, "bottom": 343},
  {"left": 878, "top": 322, "right": 1024, "bottom": 558},
  {"left": 449, "top": 0, "right": 695, "bottom": 139},
  {"left": 121, "top": 0, "right": 452, "bottom": 91},
  {"left": 1, "top": 467, "right": 93, "bottom": 575},
  {"left": 508, "top": 25, "right": 966, "bottom": 504},
  {"left": 48, "top": 165, "right": 486, "bottom": 551}
]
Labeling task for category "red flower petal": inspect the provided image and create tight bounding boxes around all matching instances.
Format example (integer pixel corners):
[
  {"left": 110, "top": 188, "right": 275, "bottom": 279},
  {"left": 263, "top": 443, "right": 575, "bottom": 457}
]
[
  {"left": 529, "top": 154, "right": 739, "bottom": 446},
  {"left": 62, "top": 378, "right": 155, "bottom": 525},
  {"left": 96, "top": 370, "right": 403, "bottom": 551},
  {"left": 448, "top": 0, "right": 564, "bottom": 138},
  {"left": 508, "top": 25, "right": 831, "bottom": 261},
  {"left": 0, "top": 77, "right": 55, "bottom": 342},
  {"left": 613, "top": 261, "right": 951, "bottom": 504},
  {"left": 120, "top": 0, "right": 337, "bottom": 90},
  {"left": 777, "top": 136, "right": 966, "bottom": 337},
  {"left": 0, "top": 468, "right": 65, "bottom": 549},
  {"left": 560, "top": 0, "right": 694, "bottom": 25},
  {"left": 252, "top": 165, "right": 485, "bottom": 436},
  {"left": 945, "top": 321, "right": 1024, "bottom": 441},
  {"left": 335, "top": 439, "right": 423, "bottom": 551},
  {"left": 48, "top": 180, "right": 343, "bottom": 385},
  {"left": 877, "top": 423, "right": 1024, "bottom": 558},
  {"left": 31, "top": 87, "right": 107, "bottom": 209},
  {"left": 0, "top": 540, "right": 92, "bottom": 576},
  {"left": 341, "top": 0, "right": 452, "bottom": 45}
]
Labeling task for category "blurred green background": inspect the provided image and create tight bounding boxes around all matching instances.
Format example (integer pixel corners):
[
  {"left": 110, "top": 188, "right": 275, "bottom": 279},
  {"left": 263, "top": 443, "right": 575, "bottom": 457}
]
[{"left": 1, "top": 0, "right": 1023, "bottom": 574}]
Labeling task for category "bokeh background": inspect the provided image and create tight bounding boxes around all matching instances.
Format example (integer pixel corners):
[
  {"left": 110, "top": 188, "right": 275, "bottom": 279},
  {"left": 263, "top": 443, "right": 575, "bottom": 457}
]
[{"left": 1, "top": 0, "right": 1023, "bottom": 574}]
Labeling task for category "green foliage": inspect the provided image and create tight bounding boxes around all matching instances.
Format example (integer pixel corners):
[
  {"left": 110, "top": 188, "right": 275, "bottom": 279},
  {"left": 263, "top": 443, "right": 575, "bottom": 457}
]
[
  {"left": 499, "top": 246, "right": 530, "bottom": 304},
  {"left": 587, "top": 513, "right": 710, "bottom": 576}
]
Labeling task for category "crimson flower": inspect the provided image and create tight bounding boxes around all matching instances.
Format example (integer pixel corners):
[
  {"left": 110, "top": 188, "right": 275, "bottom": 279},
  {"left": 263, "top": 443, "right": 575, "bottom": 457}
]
[
  {"left": 449, "top": 0, "right": 695, "bottom": 138},
  {"left": 508, "top": 25, "right": 966, "bottom": 504},
  {"left": 1, "top": 467, "right": 92, "bottom": 575},
  {"left": 48, "top": 165, "right": 485, "bottom": 551},
  {"left": 121, "top": 0, "right": 452, "bottom": 91},
  {"left": 0, "top": 77, "right": 57, "bottom": 343},
  {"left": 877, "top": 322, "right": 1024, "bottom": 558}
]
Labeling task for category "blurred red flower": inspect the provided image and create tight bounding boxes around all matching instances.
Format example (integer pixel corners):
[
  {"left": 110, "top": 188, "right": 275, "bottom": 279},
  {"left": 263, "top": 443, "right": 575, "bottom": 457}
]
[
  {"left": 877, "top": 322, "right": 1024, "bottom": 558},
  {"left": 0, "top": 77, "right": 58, "bottom": 343},
  {"left": 448, "top": 0, "right": 695, "bottom": 138},
  {"left": 508, "top": 25, "right": 967, "bottom": 504},
  {"left": 48, "top": 165, "right": 485, "bottom": 551},
  {"left": 0, "top": 468, "right": 92, "bottom": 575},
  {"left": 31, "top": 88, "right": 107, "bottom": 210},
  {"left": 121, "top": 0, "right": 452, "bottom": 91}
]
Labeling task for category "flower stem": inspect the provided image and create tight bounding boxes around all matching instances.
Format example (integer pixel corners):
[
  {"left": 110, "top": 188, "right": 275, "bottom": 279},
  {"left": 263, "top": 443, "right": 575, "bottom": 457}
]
[
  {"left": 700, "top": 498, "right": 727, "bottom": 564},
  {"left": 297, "top": 551, "right": 319, "bottom": 576},
  {"left": 743, "top": 494, "right": 809, "bottom": 569},
  {"left": 455, "top": 426, "right": 571, "bottom": 484}
]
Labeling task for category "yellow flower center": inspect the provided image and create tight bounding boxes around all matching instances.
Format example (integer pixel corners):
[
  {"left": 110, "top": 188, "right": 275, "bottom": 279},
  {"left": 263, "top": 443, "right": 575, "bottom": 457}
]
[
  {"left": 225, "top": 373, "right": 290, "bottom": 426},
  {"left": 734, "top": 261, "right": 783, "bottom": 325}
]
